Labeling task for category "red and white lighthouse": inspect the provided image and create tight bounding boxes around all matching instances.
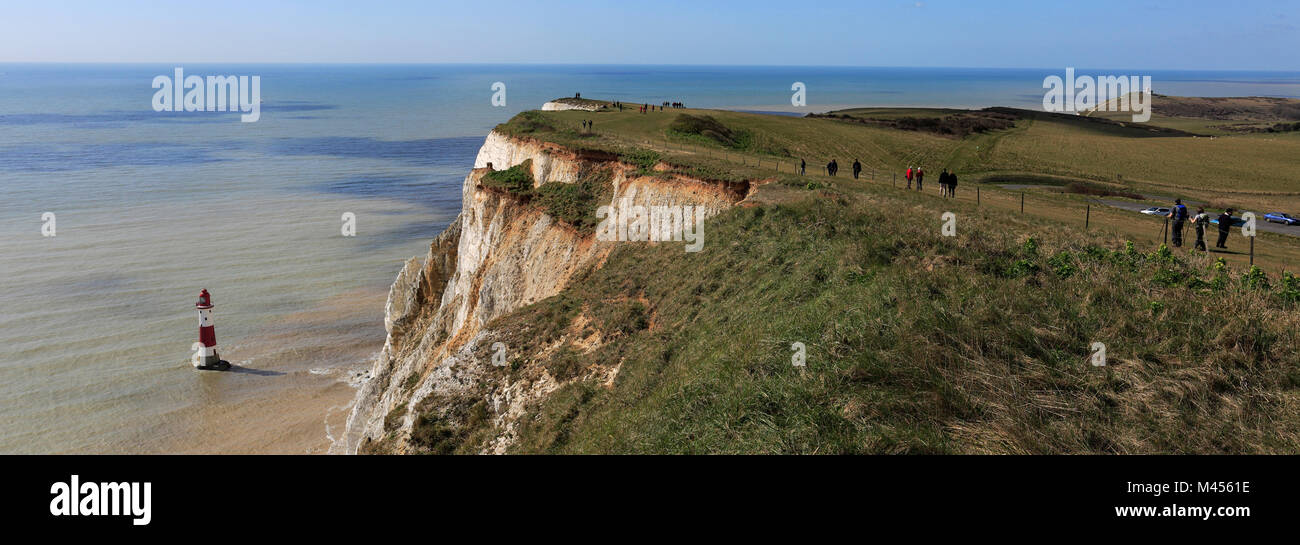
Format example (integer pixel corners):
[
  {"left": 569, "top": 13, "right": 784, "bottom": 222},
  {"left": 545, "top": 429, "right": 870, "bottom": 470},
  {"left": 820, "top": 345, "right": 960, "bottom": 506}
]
[{"left": 193, "top": 289, "right": 228, "bottom": 370}]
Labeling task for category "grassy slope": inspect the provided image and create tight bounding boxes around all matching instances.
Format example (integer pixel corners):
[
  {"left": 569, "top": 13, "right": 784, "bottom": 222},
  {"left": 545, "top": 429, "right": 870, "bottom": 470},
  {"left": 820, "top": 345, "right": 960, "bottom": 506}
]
[
  {"left": 411, "top": 106, "right": 1300, "bottom": 454},
  {"left": 510, "top": 103, "right": 1300, "bottom": 208},
  {"left": 500, "top": 105, "right": 1300, "bottom": 273},
  {"left": 478, "top": 180, "right": 1300, "bottom": 454}
]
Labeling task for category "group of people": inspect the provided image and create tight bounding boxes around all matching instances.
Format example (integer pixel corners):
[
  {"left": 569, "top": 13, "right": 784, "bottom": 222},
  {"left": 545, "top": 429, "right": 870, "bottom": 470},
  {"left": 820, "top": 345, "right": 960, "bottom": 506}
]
[
  {"left": 1169, "top": 199, "right": 1237, "bottom": 251},
  {"left": 938, "top": 169, "right": 958, "bottom": 197},
  {"left": 808, "top": 159, "right": 866, "bottom": 179},
  {"left": 796, "top": 160, "right": 957, "bottom": 193},
  {"left": 906, "top": 166, "right": 925, "bottom": 191},
  {"left": 580, "top": 119, "right": 595, "bottom": 132},
  {"left": 662, "top": 101, "right": 686, "bottom": 108},
  {"left": 903, "top": 166, "right": 958, "bottom": 196}
]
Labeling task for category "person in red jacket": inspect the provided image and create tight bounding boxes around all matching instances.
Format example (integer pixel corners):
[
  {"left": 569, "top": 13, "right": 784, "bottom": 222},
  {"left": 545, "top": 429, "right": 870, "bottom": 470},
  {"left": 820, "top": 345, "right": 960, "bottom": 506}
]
[{"left": 906, "top": 166, "right": 914, "bottom": 189}]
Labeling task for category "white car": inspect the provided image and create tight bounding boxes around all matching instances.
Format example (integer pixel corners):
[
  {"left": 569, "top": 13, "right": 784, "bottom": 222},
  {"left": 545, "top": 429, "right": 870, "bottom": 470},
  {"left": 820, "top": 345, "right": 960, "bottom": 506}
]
[{"left": 1140, "top": 207, "right": 1171, "bottom": 216}]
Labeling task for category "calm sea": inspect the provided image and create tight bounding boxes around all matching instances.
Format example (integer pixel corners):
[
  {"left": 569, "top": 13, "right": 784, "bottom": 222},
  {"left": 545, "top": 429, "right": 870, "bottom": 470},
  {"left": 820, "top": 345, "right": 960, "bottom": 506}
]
[{"left": 2, "top": 64, "right": 1297, "bottom": 453}]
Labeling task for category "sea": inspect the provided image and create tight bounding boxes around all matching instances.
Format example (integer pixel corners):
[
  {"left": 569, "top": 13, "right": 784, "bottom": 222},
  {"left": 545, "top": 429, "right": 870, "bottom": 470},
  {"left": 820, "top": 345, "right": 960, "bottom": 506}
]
[{"left": 2, "top": 64, "right": 1297, "bottom": 453}]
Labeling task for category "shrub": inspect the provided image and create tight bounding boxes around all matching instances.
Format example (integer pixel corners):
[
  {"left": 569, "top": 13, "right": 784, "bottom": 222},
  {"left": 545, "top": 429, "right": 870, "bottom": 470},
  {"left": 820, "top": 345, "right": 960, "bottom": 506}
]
[
  {"left": 481, "top": 159, "right": 535, "bottom": 195},
  {"left": 1021, "top": 237, "right": 1039, "bottom": 255},
  {"left": 535, "top": 168, "right": 614, "bottom": 232},
  {"left": 668, "top": 114, "right": 741, "bottom": 147},
  {"left": 1048, "top": 251, "right": 1077, "bottom": 278},
  {"left": 1280, "top": 272, "right": 1300, "bottom": 303},
  {"left": 1242, "top": 265, "right": 1270, "bottom": 290},
  {"left": 1006, "top": 259, "right": 1040, "bottom": 278},
  {"left": 619, "top": 149, "right": 661, "bottom": 174}
]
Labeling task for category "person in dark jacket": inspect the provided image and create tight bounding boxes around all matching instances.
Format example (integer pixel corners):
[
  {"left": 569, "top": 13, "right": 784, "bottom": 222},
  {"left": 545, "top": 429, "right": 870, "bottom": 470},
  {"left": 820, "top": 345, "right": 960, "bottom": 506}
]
[
  {"left": 852, "top": 159, "right": 862, "bottom": 179},
  {"left": 947, "top": 170, "right": 958, "bottom": 198},
  {"left": 1216, "top": 209, "right": 1234, "bottom": 249},
  {"left": 1191, "top": 207, "right": 1209, "bottom": 251},
  {"left": 1167, "top": 199, "right": 1188, "bottom": 247},
  {"left": 799, "top": 158, "right": 806, "bottom": 176}
]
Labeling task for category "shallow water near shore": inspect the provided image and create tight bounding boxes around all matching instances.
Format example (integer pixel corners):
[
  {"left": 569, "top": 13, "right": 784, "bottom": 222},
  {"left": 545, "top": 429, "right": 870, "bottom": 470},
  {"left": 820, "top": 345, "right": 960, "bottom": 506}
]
[{"left": 2, "top": 64, "right": 1297, "bottom": 454}]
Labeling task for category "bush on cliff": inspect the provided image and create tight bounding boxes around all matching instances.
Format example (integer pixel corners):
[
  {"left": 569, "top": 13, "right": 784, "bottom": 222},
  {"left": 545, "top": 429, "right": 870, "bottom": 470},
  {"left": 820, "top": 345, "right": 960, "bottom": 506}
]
[
  {"left": 533, "top": 168, "right": 615, "bottom": 233},
  {"left": 481, "top": 159, "right": 535, "bottom": 195}
]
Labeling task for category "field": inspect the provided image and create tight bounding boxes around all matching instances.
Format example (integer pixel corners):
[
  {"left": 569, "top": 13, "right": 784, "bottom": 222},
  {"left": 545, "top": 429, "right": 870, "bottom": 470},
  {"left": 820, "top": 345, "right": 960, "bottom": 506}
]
[
  {"left": 500, "top": 98, "right": 1300, "bottom": 274},
  {"left": 384, "top": 99, "right": 1300, "bottom": 454}
]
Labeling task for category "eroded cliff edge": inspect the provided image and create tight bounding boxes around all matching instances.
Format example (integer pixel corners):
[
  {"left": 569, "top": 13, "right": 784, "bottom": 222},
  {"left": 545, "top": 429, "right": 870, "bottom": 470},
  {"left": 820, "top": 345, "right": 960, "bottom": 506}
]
[{"left": 341, "top": 130, "right": 752, "bottom": 454}]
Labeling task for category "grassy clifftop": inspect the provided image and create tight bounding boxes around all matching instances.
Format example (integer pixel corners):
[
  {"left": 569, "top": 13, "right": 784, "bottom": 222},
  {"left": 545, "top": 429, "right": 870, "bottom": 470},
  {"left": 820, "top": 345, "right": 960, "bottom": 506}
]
[
  {"left": 398, "top": 105, "right": 1300, "bottom": 453},
  {"left": 421, "top": 180, "right": 1300, "bottom": 453}
]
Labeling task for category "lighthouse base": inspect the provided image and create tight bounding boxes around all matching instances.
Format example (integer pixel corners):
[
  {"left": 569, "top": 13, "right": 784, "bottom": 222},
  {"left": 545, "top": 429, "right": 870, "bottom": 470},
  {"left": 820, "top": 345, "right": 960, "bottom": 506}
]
[
  {"left": 194, "top": 353, "right": 231, "bottom": 371},
  {"left": 196, "top": 360, "right": 231, "bottom": 371}
]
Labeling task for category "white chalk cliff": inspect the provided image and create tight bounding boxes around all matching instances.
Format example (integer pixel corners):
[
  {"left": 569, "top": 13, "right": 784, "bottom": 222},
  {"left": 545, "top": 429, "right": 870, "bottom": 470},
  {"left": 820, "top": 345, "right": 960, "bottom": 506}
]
[{"left": 341, "top": 129, "right": 752, "bottom": 454}]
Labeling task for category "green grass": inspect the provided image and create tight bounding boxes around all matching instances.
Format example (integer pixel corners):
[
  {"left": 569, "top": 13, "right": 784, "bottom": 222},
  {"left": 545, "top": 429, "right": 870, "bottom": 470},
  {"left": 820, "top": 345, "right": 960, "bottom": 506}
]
[
  {"left": 430, "top": 187, "right": 1300, "bottom": 454},
  {"left": 375, "top": 99, "right": 1300, "bottom": 454},
  {"left": 498, "top": 103, "right": 1300, "bottom": 215}
]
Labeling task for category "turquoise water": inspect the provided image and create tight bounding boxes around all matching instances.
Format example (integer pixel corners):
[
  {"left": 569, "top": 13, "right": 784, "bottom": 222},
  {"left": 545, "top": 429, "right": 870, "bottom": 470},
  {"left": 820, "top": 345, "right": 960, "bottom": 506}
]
[{"left": 2, "top": 64, "right": 1298, "bottom": 453}]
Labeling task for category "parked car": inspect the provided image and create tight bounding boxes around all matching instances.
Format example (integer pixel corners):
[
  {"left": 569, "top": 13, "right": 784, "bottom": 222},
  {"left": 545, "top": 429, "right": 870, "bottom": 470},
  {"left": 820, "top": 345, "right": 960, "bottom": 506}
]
[
  {"left": 1265, "top": 212, "right": 1300, "bottom": 226},
  {"left": 1140, "top": 207, "right": 1171, "bottom": 216}
]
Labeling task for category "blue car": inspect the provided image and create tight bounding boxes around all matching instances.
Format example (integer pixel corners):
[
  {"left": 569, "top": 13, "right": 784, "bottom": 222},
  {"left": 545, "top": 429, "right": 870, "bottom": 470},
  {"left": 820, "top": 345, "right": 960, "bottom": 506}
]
[{"left": 1265, "top": 212, "right": 1300, "bottom": 226}]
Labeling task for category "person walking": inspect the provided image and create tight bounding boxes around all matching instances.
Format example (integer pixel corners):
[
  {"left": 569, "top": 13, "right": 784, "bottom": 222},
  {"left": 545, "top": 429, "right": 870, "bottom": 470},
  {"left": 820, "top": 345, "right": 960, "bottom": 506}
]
[
  {"left": 938, "top": 169, "right": 948, "bottom": 197},
  {"left": 1216, "top": 208, "right": 1234, "bottom": 249},
  {"left": 1167, "top": 199, "right": 1188, "bottom": 247},
  {"left": 906, "top": 166, "right": 914, "bottom": 189},
  {"left": 829, "top": 159, "right": 838, "bottom": 177},
  {"left": 916, "top": 167, "right": 925, "bottom": 192},
  {"left": 947, "top": 170, "right": 958, "bottom": 198},
  {"left": 852, "top": 159, "right": 862, "bottom": 180},
  {"left": 1191, "top": 207, "right": 1209, "bottom": 251},
  {"left": 799, "top": 158, "right": 806, "bottom": 176}
]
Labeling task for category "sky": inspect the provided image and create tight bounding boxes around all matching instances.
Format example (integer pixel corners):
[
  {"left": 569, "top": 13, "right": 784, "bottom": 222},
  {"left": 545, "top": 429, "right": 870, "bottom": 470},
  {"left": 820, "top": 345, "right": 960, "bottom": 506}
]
[{"left": 2, "top": 0, "right": 1297, "bottom": 70}]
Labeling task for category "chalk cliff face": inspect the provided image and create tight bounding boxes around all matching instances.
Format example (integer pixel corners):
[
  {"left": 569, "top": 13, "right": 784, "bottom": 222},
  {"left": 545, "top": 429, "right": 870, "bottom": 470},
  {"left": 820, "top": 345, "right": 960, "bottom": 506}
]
[
  {"left": 341, "top": 129, "right": 751, "bottom": 454},
  {"left": 540, "top": 100, "right": 603, "bottom": 112}
]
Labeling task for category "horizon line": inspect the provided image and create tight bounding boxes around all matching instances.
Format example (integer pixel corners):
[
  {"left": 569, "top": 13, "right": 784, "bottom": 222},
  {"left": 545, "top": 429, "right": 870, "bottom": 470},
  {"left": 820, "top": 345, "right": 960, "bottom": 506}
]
[{"left": 1, "top": 61, "right": 1298, "bottom": 74}]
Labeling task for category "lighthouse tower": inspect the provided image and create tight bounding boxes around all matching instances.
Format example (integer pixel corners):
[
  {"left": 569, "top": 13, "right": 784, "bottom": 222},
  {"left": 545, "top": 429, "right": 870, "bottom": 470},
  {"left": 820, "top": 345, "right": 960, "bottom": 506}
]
[{"left": 194, "top": 289, "right": 228, "bottom": 370}]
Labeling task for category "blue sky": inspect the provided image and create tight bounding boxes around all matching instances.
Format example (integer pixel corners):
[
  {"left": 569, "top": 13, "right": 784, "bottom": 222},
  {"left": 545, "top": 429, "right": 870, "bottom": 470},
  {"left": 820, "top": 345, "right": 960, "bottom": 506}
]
[{"left": 3, "top": 0, "right": 1297, "bottom": 70}]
